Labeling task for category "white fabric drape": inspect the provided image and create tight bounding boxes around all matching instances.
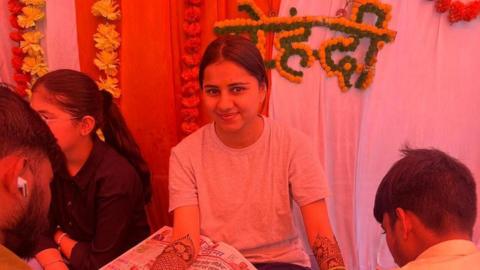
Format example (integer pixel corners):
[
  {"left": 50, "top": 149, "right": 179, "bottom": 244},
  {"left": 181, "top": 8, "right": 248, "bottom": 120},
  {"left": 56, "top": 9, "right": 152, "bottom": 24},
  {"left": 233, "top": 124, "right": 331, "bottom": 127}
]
[
  {"left": 44, "top": 0, "right": 80, "bottom": 71},
  {"left": 0, "top": 0, "right": 80, "bottom": 85},
  {"left": 270, "top": 1, "right": 480, "bottom": 269},
  {"left": 0, "top": 0, "right": 16, "bottom": 85}
]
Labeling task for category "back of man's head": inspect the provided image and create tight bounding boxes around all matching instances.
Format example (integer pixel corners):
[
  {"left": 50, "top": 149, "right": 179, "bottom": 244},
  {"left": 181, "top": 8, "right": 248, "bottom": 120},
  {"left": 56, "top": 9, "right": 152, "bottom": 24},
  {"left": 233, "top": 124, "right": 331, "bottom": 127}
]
[
  {"left": 0, "top": 84, "right": 64, "bottom": 258},
  {"left": 0, "top": 84, "right": 61, "bottom": 167},
  {"left": 374, "top": 147, "right": 477, "bottom": 236}
]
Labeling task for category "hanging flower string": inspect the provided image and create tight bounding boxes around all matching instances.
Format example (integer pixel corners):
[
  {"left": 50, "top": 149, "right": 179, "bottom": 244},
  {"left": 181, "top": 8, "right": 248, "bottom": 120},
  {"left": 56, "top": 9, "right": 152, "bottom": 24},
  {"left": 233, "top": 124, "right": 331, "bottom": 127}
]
[
  {"left": 214, "top": 0, "right": 396, "bottom": 92},
  {"left": 9, "top": 0, "right": 48, "bottom": 97},
  {"left": 180, "top": 0, "right": 202, "bottom": 135},
  {"left": 432, "top": 0, "right": 480, "bottom": 23},
  {"left": 91, "top": 0, "right": 121, "bottom": 98}
]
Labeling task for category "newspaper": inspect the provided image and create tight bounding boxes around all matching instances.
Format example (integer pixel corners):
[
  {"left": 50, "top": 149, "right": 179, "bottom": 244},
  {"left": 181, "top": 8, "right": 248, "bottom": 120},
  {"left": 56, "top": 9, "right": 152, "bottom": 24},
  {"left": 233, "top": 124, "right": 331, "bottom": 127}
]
[{"left": 101, "top": 226, "right": 257, "bottom": 270}]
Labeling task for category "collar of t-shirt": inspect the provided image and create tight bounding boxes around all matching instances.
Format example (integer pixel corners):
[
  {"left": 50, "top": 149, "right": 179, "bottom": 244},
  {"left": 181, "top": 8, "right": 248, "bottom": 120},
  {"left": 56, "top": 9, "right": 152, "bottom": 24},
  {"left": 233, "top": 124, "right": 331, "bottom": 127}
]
[
  {"left": 210, "top": 114, "right": 269, "bottom": 154},
  {"left": 415, "top": 239, "right": 479, "bottom": 261}
]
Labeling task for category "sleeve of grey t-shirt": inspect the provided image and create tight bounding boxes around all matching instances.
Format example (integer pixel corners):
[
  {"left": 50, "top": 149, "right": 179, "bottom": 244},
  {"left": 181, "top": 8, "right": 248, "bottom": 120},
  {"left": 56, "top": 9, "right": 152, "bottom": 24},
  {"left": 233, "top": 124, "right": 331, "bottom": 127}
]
[
  {"left": 168, "top": 148, "right": 199, "bottom": 212},
  {"left": 288, "top": 131, "right": 329, "bottom": 207}
]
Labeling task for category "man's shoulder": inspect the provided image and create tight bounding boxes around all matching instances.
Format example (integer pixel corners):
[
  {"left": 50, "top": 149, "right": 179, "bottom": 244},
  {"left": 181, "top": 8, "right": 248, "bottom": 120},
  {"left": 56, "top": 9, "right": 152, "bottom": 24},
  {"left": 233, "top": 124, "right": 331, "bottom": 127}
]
[
  {"left": 399, "top": 240, "right": 480, "bottom": 270},
  {"left": 0, "top": 245, "right": 31, "bottom": 270}
]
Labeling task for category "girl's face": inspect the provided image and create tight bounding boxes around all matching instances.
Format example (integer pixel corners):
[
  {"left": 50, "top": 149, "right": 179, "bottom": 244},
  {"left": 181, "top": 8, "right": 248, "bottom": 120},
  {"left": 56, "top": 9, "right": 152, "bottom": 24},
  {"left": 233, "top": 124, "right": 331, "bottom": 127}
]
[
  {"left": 30, "top": 85, "right": 83, "bottom": 155},
  {"left": 201, "top": 60, "right": 266, "bottom": 142}
]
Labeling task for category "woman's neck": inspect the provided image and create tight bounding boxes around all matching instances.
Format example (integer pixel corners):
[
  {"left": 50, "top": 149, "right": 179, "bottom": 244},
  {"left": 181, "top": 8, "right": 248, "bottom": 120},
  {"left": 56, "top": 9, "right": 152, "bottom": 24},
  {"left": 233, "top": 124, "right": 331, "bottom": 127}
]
[
  {"left": 216, "top": 115, "right": 264, "bottom": 149},
  {"left": 65, "top": 138, "right": 94, "bottom": 176}
]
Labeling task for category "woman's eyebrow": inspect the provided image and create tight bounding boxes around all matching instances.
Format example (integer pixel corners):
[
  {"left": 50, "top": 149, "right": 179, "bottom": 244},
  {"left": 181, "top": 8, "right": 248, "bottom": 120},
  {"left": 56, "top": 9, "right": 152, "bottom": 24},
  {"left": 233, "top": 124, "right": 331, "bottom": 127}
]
[{"left": 227, "top": 82, "right": 249, "bottom": 87}]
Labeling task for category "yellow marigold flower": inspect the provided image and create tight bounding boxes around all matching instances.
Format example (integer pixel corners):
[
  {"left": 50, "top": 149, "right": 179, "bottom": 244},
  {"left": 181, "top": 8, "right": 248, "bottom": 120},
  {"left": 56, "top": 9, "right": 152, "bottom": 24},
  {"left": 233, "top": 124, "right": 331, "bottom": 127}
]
[
  {"left": 92, "top": 0, "right": 121, "bottom": 21},
  {"left": 291, "top": 76, "right": 301, "bottom": 83},
  {"left": 21, "top": 31, "right": 44, "bottom": 55},
  {"left": 25, "top": 89, "right": 33, "bottom": 99},
  {"left": 22, "top": 31, "right": 43, "bottom": 43},
  {"left": 22, "top": 56, "right": 47, "bottom": 76},
  {"left": 17, "top": 6, "right": 44, "bottom": 28},
  {"left": 20, "top": 0, "right": 46, "bottom": 6},
  {"left": 356, "top": 64, "right": 364, "bottom": 73},
  {"left": 94, "top": 50, "right": 119, "bottom": 76},
  {"left": 97, "top": 76, "right": 120, "bottom": 98},
  {"left": 94, "top": 24, "right": 120, "bottom": 51}
]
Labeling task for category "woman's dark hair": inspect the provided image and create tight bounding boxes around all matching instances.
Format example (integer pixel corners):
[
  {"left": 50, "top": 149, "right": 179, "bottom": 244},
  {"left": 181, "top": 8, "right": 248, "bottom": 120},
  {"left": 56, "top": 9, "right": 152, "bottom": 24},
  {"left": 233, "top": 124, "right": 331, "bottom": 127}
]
[
  {"left": 32, "top": 69, "right": 151, "bottom": 203},
  {"left": 199, "top": 35, "right": 268, "bottom": 89}
]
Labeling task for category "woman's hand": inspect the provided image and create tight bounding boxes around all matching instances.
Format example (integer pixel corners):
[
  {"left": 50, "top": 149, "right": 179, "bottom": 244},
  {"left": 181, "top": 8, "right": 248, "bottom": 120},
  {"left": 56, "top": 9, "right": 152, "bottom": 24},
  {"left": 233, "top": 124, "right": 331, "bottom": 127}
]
[
  {"left": 35, "top": 248, "right": 68, "bottom": 270},
  {"left": 152, "top": 205, "right": 200, "bottom": 270},
  {"left": 53, "top": 230, "right": 66, "bottom": 245},
  {"left": 53, "top": 229, "right": 77, "bottom": 259},
  {"left": 301, "top": 199, "right": 346, "bottom": 270}
]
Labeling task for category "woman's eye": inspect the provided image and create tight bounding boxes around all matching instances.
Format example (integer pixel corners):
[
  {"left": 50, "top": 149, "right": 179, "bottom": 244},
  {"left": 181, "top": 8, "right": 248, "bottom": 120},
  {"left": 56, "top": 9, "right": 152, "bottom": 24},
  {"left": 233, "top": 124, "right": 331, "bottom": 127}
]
[
  {"left": 231, "top": 87, "right": 245, "bottom": 93},
  {"left": 204, "top": 88, "right": 219, "bottom": 96}
]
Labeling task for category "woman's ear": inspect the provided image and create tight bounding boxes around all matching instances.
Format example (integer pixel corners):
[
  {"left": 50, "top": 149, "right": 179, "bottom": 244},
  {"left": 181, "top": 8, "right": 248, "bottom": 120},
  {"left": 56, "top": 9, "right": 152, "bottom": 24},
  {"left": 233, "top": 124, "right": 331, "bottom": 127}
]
[
  {"left": 260, "top": 81, "right": 267, "bottom": 92},
  {"left": 259, "top": 82, "right": 267, "bottom": 103},
  {"left": 79, "top": 115, "right": 96, "bottom": 136}
]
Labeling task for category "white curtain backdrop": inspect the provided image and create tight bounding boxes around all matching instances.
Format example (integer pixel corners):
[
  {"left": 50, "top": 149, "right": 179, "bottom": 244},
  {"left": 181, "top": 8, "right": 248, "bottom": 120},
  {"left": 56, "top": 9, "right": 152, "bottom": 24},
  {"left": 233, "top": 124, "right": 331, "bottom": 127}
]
[
  {"left": 44, "top": 0, "right": 80, "bottom": 71},
  {"left": 0, "top": 0, "right": 16, "bottom": 85},
  {"left": 270, "top": 1, "right": 480, "bottom": 269},
  {"left": 0, "top": 0, "right": 80, "bottom": 85}
]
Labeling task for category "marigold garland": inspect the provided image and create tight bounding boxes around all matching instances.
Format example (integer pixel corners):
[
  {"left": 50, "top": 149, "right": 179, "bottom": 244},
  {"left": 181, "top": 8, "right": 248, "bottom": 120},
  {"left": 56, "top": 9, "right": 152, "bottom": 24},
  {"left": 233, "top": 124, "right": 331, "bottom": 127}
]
[
  {"left": 9, "top": 0, "right": 47, "bottom": 97},
  {"left": 92, "top": 0, "right": 121, "bottom": 98},
  {"left": 432, "top": 0, "right": 480, "bottom": 23},
  {"left": 180, "top": 0, "right": 203, "bottom": 135},
  {"left": 214, "top": 0, "right": 396, "bottom": 92}
]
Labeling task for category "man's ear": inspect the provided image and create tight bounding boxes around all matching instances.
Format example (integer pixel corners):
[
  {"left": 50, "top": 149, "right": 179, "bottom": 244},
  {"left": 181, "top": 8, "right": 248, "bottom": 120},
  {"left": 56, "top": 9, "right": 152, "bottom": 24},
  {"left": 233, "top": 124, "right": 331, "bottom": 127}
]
[
  {"left": 395, "top": 208, "right": 413, "bottom": 240},
  {"left": 79, "top": 115, "right": 96, "bottom": 136},
  {"left": 0, "top": 155, "right": 26, "bottom": 199}
]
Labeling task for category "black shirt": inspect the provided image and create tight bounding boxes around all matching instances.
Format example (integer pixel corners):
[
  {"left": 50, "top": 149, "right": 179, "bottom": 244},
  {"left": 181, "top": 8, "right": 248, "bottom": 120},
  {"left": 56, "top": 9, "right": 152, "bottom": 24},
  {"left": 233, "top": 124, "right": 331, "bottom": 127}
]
[{"left": 37, "top": 139, "right": 150, "bottom": 269}]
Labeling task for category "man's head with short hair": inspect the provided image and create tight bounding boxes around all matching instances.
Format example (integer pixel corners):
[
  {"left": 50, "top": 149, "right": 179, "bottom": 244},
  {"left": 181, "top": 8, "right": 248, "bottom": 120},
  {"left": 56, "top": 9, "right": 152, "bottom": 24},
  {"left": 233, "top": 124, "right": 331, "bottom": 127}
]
[
  {"left": 373, "top": 147, "right": 477, "bottom": 266},
  {"left": 0, "top": 84, "right": 64, "bottom": 258}
]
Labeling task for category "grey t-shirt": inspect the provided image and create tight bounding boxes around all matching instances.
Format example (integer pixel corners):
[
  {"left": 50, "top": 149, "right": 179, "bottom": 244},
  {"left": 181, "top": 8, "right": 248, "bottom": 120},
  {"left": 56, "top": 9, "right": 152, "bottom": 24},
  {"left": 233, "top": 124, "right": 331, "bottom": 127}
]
[{"left": 169, "top": 117, "right": 329, "bottom": 267}]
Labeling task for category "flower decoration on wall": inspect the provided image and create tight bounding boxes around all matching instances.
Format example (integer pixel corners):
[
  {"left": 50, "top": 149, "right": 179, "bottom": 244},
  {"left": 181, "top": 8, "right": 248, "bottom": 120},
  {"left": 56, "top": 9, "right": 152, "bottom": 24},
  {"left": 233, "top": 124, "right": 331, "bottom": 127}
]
[
  {"left": 180, "top": 0, "right": 203, "bottom": 135},
  {"left": 92, "top": 0, "right": 121, "bottom": 98},
  {"left": 214, "top": 0, "right": 396, "bottom": 92},
  {"left": 9, "top": 0, "right": 47, "bottom": 97},
  {"left": 432, "top": 0, "right": 480, "bottom": 23}
]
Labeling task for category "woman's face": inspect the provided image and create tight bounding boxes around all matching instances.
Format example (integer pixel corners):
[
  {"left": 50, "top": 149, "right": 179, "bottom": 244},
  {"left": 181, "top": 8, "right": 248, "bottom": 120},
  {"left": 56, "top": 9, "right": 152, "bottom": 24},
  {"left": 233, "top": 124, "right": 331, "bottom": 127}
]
[
  {"left": 201, "top": 60, "right": 266, "bottom": 140},
  {"left": 30, "top": 85, "right": 83, "bottom": 155}
]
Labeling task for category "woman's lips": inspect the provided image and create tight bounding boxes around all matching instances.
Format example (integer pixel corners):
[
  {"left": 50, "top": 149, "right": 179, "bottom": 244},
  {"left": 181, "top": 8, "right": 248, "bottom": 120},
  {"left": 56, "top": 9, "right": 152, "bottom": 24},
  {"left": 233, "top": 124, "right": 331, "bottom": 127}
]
[{"left": 218, "top": 112, "right": 238, "bottom": 121}]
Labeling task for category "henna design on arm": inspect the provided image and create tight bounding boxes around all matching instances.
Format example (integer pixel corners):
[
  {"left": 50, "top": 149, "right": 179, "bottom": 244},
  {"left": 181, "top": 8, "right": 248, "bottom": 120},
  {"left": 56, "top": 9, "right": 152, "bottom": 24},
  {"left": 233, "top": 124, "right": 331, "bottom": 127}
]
[
  {"left": 151, "top": 234, "right": 195, "bottom": 270},
  {"left": 312, "top": 235, "right": 346, "bottom": 270}
]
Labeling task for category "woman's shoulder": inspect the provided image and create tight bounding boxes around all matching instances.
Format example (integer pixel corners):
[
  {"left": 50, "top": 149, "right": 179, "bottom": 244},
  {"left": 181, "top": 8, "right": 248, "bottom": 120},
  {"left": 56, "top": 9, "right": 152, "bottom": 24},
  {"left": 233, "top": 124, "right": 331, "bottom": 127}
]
[
  {"left": 94, "top": 141, "right": 141, "bottom": 186},
  {"left": 265, "top": 117, "right": 311, "bottom": 144},
  {"left": 172, "top": 122, "right": 212, "bottom": 154}
]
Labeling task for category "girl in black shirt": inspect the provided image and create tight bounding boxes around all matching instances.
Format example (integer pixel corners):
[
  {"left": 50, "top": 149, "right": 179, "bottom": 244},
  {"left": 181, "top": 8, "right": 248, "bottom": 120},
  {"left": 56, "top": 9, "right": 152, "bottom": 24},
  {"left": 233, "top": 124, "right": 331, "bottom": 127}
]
[{"left": 30, "top": 69, "right": 151, "bottom": 270}]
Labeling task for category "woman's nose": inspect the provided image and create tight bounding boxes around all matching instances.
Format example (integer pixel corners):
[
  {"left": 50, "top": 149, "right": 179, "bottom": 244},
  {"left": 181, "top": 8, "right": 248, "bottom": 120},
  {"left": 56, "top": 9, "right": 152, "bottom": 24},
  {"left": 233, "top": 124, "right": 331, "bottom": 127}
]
[{"left": 216, "top": 92, "right": 234, "bottom": 110}]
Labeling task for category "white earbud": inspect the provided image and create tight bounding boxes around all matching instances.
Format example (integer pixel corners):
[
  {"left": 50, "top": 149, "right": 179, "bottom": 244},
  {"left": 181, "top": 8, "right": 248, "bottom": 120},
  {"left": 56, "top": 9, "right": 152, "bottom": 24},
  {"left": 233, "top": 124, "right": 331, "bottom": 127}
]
[{"left": 17, "top": 177, "right": 28, "bottom": 198}]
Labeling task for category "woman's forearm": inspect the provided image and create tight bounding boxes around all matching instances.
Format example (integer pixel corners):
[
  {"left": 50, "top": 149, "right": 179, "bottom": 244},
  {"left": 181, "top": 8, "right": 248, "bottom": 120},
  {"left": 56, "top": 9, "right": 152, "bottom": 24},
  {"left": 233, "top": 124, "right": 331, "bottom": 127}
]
[{"left": 54, "top": 230, "right": 77, "bottom": 260}]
